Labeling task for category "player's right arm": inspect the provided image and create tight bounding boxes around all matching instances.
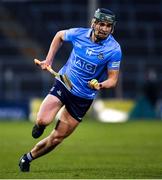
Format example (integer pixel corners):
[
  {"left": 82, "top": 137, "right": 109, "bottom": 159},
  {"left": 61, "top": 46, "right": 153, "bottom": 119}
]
[{"left": 39, "top": 30, "right": 66, "bottom": 70}]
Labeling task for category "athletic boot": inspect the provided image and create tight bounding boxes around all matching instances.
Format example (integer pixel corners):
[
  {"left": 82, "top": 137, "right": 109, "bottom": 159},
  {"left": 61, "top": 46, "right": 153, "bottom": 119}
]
[
  {"left": 32, "top": 124, "right": 45, "bottom": 138},
  {"left": 19, "top": 154, "right": 30, "bottom": 172}
]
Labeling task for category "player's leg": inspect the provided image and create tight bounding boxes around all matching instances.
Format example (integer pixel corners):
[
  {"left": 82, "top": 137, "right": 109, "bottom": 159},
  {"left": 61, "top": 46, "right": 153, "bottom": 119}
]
[
  {"left": 32, "top": 94, "right": 63, "bottom": 138},
  {"left": 19, "top": 107, "right": 80, "bottom": 172},
  {"left": 31, "top": 107, "right": 79, "bottom": 158}
]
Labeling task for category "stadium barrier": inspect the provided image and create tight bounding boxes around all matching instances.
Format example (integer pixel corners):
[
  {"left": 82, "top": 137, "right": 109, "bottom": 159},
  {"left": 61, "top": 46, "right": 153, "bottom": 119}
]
[{"left": 0, "top": 101, "right": 29, "bottom": 120}]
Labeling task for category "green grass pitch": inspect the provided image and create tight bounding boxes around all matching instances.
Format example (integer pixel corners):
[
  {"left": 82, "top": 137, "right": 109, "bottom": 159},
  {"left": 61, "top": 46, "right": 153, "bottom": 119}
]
[{"left": 0, "top": 119, "right": 162, "bottom": 179}]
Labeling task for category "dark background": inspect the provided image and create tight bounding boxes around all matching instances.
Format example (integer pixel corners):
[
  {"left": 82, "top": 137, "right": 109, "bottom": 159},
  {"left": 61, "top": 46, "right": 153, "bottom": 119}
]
[{"left": 0, "top": 0, "right": 161, "bottom": 102}]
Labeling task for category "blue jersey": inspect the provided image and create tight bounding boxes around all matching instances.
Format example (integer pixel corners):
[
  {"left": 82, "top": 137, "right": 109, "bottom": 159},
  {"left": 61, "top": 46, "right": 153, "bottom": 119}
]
[{"left": 58, "top": 28, "right": 122, "bottom": 99}]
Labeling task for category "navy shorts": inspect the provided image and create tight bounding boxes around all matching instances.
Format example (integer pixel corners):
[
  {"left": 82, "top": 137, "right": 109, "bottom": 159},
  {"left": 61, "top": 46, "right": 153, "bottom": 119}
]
[{"left": 49, "top": 80, "right": 93, "bottom": 122}]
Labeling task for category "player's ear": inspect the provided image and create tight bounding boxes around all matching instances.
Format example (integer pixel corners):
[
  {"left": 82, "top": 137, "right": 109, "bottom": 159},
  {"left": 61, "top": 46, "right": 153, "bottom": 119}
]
[
  {"left": 111, "top": 27, "right": 114, "bottom": 34},
  {"left": 91, "top": 18, "right": 96, "bottom": 28},
  {"left": 111, "top": 25, "right": 114, "bottom": 34}
]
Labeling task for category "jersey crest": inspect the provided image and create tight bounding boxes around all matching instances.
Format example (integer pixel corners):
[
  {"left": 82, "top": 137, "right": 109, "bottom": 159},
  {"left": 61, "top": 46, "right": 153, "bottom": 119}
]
[{"left": 97, "top": 53, "right": 104, "bottom": 60}]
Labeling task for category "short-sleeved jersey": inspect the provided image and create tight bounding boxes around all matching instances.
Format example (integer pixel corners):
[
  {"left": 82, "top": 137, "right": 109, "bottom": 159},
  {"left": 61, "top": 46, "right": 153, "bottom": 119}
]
[{"left": 58, "top": 28, "right": 122, "bottom": 99}]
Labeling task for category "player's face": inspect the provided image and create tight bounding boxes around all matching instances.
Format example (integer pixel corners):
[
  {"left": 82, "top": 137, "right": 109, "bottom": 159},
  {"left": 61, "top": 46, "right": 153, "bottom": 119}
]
[{"left": 93, "top": 21, "right": 113, "bottom": 41}]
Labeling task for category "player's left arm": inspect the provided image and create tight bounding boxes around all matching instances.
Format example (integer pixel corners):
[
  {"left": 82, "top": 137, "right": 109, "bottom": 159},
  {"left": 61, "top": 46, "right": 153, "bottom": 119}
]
[
  {"left": 98, "top": 69, "right": 119, "bottom": 89},
  {"left": 90, "top": 44, "right": 122, "bottom": 90},
  {"left": 88, "top": 69, "right": 119, "bottom": 90},
  {"left": 99, "top": 45, "right": 122, "bottom": 90}
]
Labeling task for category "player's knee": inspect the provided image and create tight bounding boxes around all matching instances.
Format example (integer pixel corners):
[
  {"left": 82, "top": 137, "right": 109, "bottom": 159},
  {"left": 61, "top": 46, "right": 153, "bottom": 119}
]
[{"left": 36, "top": 117, "right": 48, "bottom": 126}]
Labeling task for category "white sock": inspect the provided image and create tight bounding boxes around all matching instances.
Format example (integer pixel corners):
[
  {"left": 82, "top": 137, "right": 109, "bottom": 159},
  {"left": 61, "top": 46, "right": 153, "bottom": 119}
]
[{"left": 27, "top": 152, "right": 33, "bottom": 162}]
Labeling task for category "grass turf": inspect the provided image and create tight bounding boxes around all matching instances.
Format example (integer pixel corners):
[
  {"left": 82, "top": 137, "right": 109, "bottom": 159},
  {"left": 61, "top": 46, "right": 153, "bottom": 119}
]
[{"left": 0, "top": 119, "right": 162, "bottom": 179}]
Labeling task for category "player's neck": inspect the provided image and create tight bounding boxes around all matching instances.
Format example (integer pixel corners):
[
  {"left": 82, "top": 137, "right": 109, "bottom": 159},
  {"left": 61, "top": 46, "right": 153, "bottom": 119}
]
[{"left": 91, "top": 31, "right": 106, "bottom": 44}]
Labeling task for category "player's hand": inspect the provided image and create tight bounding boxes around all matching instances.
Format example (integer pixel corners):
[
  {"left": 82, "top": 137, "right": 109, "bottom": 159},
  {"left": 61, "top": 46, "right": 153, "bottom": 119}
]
[
  {"left": 88, "top": 79, "right": 101, "bottom": 90},
  {"left": 39, "top": 60, "right": 51, "bottom": 70},
  {"left": 35, "top": 59, "right": 51, "bottom": 70}
]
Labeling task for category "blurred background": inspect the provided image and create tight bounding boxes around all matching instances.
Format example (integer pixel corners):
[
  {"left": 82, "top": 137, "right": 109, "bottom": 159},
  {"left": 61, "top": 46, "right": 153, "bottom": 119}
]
[{"left": 0, "top": 0, "right": 162, "bottom": 121}]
